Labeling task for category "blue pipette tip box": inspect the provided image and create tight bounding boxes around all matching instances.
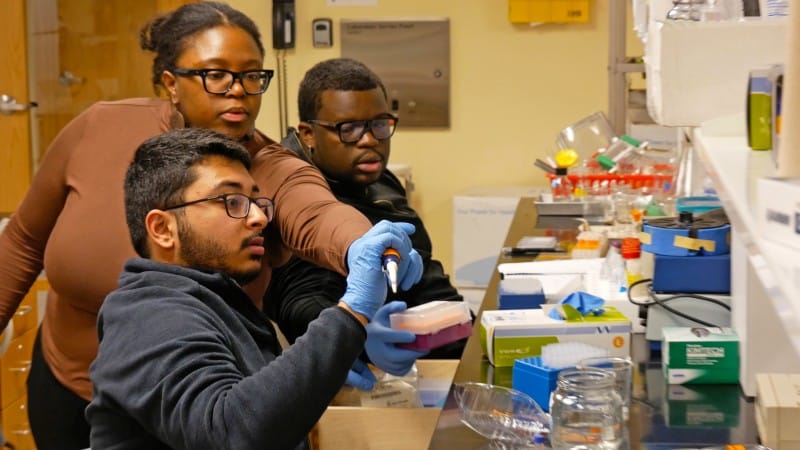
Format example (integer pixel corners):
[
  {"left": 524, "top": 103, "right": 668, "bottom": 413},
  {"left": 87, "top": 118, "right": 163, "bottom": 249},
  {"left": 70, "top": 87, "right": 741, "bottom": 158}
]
[
  {"left": 512, "top": 356, "right": 569, "bottom": 412},
  {"left": 498, "top": 278, "right": 546, "bottom": 310}
]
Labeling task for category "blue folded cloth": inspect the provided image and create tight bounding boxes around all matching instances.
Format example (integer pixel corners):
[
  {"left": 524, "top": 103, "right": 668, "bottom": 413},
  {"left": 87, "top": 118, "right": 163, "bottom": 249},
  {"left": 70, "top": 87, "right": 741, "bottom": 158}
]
[{"left": 547, "top": 291, "right": 605, "bottom": 320}]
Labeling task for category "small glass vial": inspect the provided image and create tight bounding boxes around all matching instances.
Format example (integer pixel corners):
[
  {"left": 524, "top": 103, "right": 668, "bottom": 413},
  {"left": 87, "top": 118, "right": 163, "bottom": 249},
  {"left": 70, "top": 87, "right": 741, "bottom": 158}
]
[
  {"left": 550, "top": 167, "right": 574, "bottom": 202},
  {"left": 550, "top": 368, "right": 624, "bottom": 450}
]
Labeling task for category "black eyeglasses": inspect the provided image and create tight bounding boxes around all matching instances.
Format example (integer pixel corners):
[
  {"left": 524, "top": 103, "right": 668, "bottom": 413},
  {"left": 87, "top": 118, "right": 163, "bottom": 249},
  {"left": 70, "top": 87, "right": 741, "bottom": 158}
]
[
  {"left": 171, "top": 68, "right": 275, "bottom": 95},
  {"left": 307, "top": 115, "right": 398, "bottom": 144},
  {"left": 163, "top": 193, "right": 275, "bottom": 221}
]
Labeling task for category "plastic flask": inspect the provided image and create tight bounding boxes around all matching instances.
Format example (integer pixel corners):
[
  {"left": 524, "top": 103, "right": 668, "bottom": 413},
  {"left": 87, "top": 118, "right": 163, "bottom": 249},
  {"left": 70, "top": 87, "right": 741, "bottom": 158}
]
[{"left": 550, "top": 167, "right": 574, "bottom": 202}]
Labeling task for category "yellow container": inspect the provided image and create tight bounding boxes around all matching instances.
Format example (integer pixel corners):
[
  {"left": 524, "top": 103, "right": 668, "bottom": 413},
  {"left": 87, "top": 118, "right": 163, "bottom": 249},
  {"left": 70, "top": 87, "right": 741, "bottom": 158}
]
[{"left": 509, "top": 0, "right": 590, "bottom": 24}]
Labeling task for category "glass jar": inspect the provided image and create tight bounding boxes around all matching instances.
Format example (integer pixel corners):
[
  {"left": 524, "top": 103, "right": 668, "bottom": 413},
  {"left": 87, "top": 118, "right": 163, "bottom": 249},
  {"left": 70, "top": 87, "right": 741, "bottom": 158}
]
[{"left": 550, "top": 368, "right": 624, "bottom": 450}]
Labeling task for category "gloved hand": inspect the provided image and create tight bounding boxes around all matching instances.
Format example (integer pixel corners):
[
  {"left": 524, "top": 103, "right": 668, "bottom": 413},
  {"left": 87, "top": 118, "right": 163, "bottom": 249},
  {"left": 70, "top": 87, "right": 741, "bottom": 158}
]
[
  {"left": 343, "top": 220, "right": 423, "bottom": 320},
  {"left": 345, "top": 359, "right": 377, "bottom": 391},
  {"left": 365, "top": 301, "right": 429, "bottom": 376}
]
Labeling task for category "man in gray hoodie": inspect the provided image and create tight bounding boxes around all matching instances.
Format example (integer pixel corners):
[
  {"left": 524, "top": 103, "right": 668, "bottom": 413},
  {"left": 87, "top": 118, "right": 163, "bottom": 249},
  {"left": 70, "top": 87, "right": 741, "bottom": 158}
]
[{"left": 86, "top": 128, "right": 422, "bottom": 450}]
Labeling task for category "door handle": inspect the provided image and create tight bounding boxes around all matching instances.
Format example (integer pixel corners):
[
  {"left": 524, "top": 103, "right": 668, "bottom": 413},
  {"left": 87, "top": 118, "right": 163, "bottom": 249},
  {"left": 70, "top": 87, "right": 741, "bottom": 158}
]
[
  {"left": 0, "top": 94, "right": 38, "bottom": 115},
  {"left": 58, "top": 70, "right": 85, "bottom": 87}
]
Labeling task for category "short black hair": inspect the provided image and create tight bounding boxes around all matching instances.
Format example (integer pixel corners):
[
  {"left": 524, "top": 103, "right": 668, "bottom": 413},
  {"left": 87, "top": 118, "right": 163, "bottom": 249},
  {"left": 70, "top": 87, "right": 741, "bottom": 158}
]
[
  {"left": 124, "top": 128, "right": 251, "bottom": 257},
  {"left": 140, "top": 1, "right": 264, "bottom": 94},
  {"left": 297, "top": 58, "right": 387, "bottom": 122}
]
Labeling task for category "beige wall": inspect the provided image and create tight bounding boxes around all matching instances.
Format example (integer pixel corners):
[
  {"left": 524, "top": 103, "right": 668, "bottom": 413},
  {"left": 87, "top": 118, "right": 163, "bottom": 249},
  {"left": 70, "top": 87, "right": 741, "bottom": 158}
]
[{"left": 230, "top": 0, "right": 640, "bottom": 276}]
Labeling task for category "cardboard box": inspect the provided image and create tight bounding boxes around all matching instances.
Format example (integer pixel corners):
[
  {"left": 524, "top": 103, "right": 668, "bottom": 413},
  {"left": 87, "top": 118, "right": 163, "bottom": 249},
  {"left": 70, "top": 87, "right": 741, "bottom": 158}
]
[
  {"left": 755, "top": 373, "right": 800, "bottom": 450},
  {"left": 758, "top": 177, "right": 800, "bottom": 251},
  {"left": 645, "top": 18, "right": 787, "bottom": 127},
  {"left": 479, "top": 306, "right": 631, "bottom": 367},
  {"left": 452, "top": 187, "right": 542, "bottom": 288},
  {"left": 662, "top": 327, "right": 739, "bottom": 384},
  {"left": 312, "top": 360, "right": 458, "bottom": 450}
]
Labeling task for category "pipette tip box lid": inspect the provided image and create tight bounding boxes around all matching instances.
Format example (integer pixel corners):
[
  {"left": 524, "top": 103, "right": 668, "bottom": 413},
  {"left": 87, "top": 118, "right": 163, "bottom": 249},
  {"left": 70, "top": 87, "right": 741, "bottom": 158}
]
[
  {"left": 390, "top": 301, "right": 473, "bottom": 351},
  {"left": 498, "top": 278, "right": 546, "bottom": 310}
]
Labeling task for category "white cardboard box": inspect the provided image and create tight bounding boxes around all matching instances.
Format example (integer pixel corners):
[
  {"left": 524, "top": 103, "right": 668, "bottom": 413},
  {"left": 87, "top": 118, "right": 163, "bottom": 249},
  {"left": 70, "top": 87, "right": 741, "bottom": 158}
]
[
  {"left": 452, "top": 186, "right": 542, "bottom": 288},
  {"left": 757, "top": 177, "right": 800, "bottom": 251},
  {"left": 479, "top": 307, "right": 631, "bottom": 367},
  {"left": 645, "top": 18, "right": 787, "bottom": 127},
  {"left": 756, "top": 373, "right": 800, "bottom": 450}
]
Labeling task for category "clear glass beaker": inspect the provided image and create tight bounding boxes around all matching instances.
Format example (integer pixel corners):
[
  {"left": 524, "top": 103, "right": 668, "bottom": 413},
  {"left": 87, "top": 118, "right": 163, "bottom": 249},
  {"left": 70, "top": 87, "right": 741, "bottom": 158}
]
[{"left": 550, "top": 368, "right": 624, "bottom": 450}]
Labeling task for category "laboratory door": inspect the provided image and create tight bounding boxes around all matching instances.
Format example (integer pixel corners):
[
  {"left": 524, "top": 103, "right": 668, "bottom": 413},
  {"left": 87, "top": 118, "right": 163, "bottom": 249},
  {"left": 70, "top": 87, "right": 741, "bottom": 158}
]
[
  {"left": 0, "top": 0, "right": 32, "bottom": 214},
  {"left": 0, "top": 0, "right": 196, "bottom": 214}
]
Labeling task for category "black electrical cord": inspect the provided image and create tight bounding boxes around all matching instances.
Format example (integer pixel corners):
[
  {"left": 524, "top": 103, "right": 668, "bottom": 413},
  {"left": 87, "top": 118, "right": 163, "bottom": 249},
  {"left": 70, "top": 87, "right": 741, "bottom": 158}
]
[{"left": 626, "top": 278, "right": 730, "bottom": 328}]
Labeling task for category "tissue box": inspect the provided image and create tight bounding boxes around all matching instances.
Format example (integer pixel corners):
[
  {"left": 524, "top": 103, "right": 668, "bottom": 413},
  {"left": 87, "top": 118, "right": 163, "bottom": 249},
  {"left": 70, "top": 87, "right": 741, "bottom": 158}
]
[
  {"left": 755, "top": 373, "right": 800, "bottom": 450},
  {"left": 479, "top": 307, "right": 631, "bottom": 367},
  {"left": 662, "top": 327, "right": 739, "bottom": 384}
]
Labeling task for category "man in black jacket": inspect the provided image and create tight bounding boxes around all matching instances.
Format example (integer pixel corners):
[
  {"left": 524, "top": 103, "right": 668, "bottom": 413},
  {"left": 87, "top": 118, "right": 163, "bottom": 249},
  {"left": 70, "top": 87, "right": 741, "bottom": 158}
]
[
  {"left": 86, "top": 128, "right": 422, "bottom": 449},
  {"left": 268, "top": 58, "right": 467, "bottom": 379}
]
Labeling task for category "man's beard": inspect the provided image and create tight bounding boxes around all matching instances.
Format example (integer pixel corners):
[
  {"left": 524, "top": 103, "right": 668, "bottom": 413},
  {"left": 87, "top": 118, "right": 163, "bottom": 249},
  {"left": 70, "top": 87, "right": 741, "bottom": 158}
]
[{"left": 177, "top": 219, "right": 261, "bottom": 285}]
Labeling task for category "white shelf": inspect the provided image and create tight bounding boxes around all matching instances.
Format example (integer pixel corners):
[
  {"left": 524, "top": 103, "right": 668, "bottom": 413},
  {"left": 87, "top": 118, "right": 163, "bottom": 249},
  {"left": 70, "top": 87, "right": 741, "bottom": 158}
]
[{"left": 693, "top": 114, "right": 800, "bottom": 396}]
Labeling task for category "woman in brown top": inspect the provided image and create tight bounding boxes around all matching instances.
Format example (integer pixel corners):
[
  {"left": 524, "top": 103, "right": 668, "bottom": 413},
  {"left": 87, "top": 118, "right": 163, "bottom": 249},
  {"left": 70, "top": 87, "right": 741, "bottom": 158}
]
[{"left": 0, "top": 3, "right": 373, "bottom": 449}]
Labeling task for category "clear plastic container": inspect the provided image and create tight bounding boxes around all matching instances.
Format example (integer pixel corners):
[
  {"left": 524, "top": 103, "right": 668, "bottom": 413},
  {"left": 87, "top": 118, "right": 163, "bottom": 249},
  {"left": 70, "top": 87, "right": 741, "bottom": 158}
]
[
  {"left": 389, "top": 301, "right": 472, "bottom": 350},
  {"left": 550, "top": 167, "right": 574, "bottom": 202},
  {"left": 453, "top": 382, "right": 550, "bottom": 444},
  {"left": 555, "top": 112, "right": 616, "bottom": 164}
]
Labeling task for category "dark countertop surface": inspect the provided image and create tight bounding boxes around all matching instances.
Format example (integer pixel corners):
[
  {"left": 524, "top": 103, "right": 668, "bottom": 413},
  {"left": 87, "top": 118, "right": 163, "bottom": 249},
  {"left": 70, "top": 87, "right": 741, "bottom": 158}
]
[{"left": 428, "top": 197, "right": 758, "bottom": 449}]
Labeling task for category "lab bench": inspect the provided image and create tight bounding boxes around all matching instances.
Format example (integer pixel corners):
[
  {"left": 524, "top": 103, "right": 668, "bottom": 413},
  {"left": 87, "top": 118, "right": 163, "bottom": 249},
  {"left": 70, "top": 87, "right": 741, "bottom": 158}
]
[{"left": 427, "top": 196, "right": 759, "bottom": 449}]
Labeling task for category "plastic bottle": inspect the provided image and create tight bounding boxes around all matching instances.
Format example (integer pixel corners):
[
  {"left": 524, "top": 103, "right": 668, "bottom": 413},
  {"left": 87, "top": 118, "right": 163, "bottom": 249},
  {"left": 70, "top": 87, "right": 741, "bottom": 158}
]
[
  {"left": 620, "top": 237, "right": 643, "bottom": 291},
  {"left": 602, "top": 241, "right": 627, "bottom": 294},
  {"left": 550, "top": 167, "right": 574, "bottom": 202}
]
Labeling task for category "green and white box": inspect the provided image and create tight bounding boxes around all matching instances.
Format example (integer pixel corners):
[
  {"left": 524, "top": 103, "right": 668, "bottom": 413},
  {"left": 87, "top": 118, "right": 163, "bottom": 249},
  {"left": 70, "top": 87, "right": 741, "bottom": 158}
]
[
  {"left": 479, "top": 306, "right": 631, "bottom": 367},
  {"left": 662, "top": 326, "right": 739, "bottom": 385}
]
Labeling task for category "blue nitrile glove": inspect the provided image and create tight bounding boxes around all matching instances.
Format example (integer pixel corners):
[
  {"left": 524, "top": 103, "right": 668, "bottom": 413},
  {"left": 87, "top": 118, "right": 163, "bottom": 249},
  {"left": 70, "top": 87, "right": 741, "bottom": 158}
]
[
  {"left": 548, "top": 291, "right": 606, "bottom": 320},
  {"left": 345, "top": 359, "right": 377, "bottom": 391},
  {"left": 365, "top": 301, "right": 429, "bottom": 376},
  {"left": 344, "top": 221, "right": 423, "bottom": 320}
]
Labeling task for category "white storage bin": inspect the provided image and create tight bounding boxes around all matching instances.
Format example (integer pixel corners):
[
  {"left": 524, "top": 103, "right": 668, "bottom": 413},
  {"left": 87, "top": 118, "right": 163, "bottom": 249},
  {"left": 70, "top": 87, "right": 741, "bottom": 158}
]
[{"left": 645, "top": 18, "right": 787, "bottom": 127}]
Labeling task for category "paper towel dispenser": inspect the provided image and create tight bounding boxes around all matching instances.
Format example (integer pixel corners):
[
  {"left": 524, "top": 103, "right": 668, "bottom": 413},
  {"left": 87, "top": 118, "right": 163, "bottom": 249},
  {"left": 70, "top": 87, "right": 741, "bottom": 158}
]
[{"left": 341, "top": 18, "right": 450, "bottom": 128}]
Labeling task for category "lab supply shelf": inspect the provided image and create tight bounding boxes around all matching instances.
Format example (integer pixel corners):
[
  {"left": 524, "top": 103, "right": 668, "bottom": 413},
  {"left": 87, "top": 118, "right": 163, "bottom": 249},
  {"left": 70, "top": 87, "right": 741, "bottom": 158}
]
[{"left": 693, "top": 114, "right": 800, "bottom": 396}]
